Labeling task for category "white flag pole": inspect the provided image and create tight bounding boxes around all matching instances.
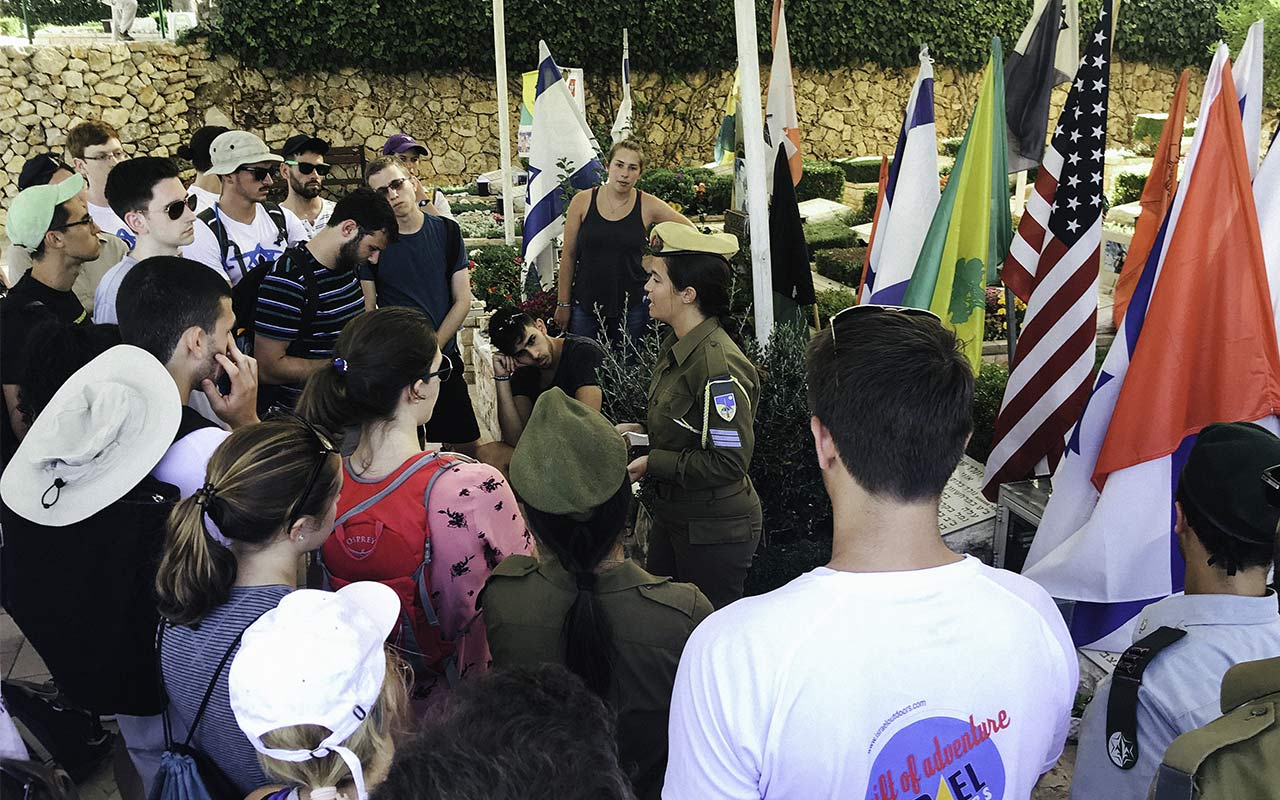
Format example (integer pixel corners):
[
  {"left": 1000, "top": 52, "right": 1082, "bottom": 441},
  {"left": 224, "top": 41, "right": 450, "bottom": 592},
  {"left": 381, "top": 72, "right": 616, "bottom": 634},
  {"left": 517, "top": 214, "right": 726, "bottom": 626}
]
[
  {"left": 733, "top": 0, "right": 775, "bottom": 345},
  {"left": 492, "top": 0, "right": 516, "bottom": 245}
]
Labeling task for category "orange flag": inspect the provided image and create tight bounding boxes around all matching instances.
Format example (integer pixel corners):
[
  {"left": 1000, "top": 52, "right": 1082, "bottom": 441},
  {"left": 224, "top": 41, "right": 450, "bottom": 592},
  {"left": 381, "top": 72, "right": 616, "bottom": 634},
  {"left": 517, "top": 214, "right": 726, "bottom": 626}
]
[
  {"left": 1111, "top": 69, "right": 1189, "bottom": 327},
  {"left": 1095, "top": 58, "right": 1280, "bottom": 484},
  {"left": 857, "top": 156, "right": 890, "bottom": 303}
]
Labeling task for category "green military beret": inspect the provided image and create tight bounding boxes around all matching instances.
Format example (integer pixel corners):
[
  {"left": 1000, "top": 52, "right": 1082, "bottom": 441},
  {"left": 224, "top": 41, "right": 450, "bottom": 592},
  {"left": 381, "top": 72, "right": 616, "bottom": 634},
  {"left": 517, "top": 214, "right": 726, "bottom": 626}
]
[
  {"left": 509, "top": 387, "right": 628, "bottom": 516},
  {"left": 650, "top": 221, "right": 739, "bottom": 257},
  {"left": 1180, "top": 422, "right": 1280, "bottom": 546}
]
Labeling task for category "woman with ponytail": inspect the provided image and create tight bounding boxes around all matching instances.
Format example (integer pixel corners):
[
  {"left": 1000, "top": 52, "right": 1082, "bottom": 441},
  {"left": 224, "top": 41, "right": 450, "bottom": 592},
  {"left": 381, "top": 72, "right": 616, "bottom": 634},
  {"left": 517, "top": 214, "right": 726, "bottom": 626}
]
[
  {"left": 296, "top": 307, "right": 531, "bottom": 707},
  {"left": 482, "top": 388, "right": 712, "bottom": 800},
  {"left": 155, "top": 415, "right": 342, "bottom": 796}
]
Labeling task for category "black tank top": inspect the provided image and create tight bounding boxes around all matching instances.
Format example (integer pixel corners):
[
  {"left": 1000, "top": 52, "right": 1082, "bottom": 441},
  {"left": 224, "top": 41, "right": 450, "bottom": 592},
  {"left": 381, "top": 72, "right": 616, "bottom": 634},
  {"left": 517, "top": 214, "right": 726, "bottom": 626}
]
[{"left": 572, "top": 188, "right": 648, "bottom": 318}]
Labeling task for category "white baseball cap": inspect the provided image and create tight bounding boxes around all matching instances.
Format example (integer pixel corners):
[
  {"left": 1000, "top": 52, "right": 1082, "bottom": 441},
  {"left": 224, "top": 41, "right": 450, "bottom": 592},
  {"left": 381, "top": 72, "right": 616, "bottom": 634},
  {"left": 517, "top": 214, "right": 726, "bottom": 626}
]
[
  {"left": 229, "top": 582, "right": 400, "bottom": 800},
  {"left": 0, "top": 344, "right": 181, "bottom": 526}
]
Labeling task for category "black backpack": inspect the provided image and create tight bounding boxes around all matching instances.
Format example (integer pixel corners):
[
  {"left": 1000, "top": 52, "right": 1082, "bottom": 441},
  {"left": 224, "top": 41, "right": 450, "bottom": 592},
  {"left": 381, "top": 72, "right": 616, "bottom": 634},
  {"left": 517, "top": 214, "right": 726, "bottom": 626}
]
[
  {"left": 0, "top": 476, "right": 178, "bottom": 717},
  {"left": 1, "top": 680, "right": 113, "bottom": 784}
]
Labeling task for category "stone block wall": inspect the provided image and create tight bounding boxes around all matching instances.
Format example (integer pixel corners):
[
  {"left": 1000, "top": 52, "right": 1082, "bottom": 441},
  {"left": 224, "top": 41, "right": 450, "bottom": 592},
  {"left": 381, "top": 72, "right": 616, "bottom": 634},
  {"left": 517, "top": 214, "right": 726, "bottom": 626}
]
[{"left": 4, "top": 39, "right": 1266, "bottom": 227}]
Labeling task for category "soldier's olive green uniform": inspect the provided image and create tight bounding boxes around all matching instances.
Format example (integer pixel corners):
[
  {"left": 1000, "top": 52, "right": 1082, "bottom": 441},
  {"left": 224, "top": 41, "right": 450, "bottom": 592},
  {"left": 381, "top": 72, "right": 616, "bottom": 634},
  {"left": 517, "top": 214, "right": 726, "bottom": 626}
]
[
  {"left": 644, "top": 316, "right": 761, "bottom": 609},
  {"left": 481, "top": 554, "right": 713, "bottom": 800},
  {"left": 1149, "top": 655, "right": 1280, "bottom": 800}
]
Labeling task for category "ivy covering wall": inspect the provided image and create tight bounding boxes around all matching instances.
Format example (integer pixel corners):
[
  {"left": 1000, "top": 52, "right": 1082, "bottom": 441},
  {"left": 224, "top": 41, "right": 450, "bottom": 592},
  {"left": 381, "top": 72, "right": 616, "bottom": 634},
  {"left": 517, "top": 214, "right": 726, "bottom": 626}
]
[{"left": 201, "top": 0, "right": 1228, "bottom": 75}]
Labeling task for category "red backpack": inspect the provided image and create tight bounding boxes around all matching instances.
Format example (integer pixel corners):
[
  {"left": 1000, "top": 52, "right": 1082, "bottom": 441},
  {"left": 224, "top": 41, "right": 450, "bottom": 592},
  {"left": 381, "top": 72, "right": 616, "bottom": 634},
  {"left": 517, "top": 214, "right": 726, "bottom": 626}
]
[{"left": 317, "top": 452, "right": 464, "bottom": 686}]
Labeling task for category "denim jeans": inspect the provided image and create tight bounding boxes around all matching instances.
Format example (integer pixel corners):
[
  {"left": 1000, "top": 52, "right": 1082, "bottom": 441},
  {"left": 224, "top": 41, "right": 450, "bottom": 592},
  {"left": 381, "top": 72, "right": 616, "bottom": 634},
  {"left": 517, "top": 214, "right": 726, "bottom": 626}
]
[{"left": 570, "top": 300, "right": 650, "bottom": 353}]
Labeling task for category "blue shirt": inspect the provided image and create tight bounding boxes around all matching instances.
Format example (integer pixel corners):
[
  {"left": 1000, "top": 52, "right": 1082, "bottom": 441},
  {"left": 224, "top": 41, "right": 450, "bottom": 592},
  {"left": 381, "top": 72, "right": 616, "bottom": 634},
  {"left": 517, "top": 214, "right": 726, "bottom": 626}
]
[
  {"left": 358, "top": 214, "right": 466, "bottom": 353},
  {"left": 1071, "top": 591, "right": 1280, "bottom": 800}
]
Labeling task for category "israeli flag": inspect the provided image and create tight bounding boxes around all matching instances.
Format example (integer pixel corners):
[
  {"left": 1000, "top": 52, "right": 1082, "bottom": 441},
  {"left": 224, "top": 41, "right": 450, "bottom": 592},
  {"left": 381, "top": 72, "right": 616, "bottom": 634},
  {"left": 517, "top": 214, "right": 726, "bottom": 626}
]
[
  {"left": 1234, "top": 18, "right": 1264, "bottom": 177},
  {"left": 861, "top": 47, "right": 941, "bottom": 305},
  {"left": 523, "top": 40, "right": 603, "bottom": 286}
]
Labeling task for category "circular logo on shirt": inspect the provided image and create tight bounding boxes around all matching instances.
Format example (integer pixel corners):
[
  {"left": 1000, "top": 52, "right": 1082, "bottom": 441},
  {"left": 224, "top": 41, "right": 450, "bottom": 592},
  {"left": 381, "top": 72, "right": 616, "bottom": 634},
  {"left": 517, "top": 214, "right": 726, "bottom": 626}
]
[
  {"left": 865, "top": 715, "right": 1008, "bottom": 800},
  {"left": 1107, "top": 731, "right": 1137, "bottom": 769}
]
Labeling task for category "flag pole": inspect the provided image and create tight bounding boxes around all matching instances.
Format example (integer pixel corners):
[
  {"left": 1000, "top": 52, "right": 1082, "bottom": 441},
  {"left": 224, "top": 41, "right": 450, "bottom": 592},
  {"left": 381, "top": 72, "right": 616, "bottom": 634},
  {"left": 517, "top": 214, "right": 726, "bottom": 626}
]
[
  {"left": 733, "top": 0, "right": 775, "bottom": 345},
  {"left": 492, "top": 0, "right": 516, "bottom": 246}
]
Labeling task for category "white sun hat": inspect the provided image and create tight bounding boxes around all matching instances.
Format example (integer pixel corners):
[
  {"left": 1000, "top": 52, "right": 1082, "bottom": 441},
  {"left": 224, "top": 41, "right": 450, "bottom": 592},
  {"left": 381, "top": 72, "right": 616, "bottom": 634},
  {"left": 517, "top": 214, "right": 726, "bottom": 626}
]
[
  {"left": 0, "top": 344, "right": 181, "bottom": 527},
  {"left": 228, "top": 582, "right": 401, "bottom": 800}
]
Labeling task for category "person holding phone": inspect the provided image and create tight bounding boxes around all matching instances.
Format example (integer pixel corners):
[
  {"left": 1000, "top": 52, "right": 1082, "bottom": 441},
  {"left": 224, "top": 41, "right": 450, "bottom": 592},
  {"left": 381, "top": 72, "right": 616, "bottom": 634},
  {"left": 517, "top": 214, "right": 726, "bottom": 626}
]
[
  {"left": 117, "top": 256, "right": 260, "bottom": 498},
  {"left": 617, "top": 223, "right": 761, "bottom": 609}
]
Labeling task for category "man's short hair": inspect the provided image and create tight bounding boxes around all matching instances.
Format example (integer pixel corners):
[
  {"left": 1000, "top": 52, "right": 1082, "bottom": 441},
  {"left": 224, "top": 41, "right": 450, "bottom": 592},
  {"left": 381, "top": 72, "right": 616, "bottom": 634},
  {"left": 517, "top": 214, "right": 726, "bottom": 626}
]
[
  {"left": 116, "top": 256, "right": 232, "bottom": 365},
  {"left": 373, "top": 665, "right": 633, "bottom": 800},
  {"left": 806, "top": 312, "right": 974, "bottom": 502},
  {"left": 364, "top": 156, "right": 405, "bottom": 183},
  {"left": 30, "top": 202, "right": 72, "bottom": 262},
  {"left": 487, "top": 306, "right": 535, "bottom": 356},
  {"left": 105, "top": 157, "right": 181, "bottom": 221},
  {"left": 67, "top": 120, "right": 121, "bottom": 160},
  {"left": 328, "top": 187, "right": 398, "bottom": 241}
]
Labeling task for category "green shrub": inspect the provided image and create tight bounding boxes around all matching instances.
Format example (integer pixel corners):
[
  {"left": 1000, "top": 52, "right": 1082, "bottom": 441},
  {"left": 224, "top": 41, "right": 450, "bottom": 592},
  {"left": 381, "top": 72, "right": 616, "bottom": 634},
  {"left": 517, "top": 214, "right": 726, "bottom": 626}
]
[
  {"left": 1111, "top": 168, "right": 1149, "bottom": 207},
  {"left": 1098, "top": 0, "right": 1221, "bottom": 68},
  {"left": 10, "top": 0, "right": 102, "bottom": 25},
  {"left": 849, "top": 188, "right": 879, "bottom": 225},
  {"left": 813, "top": 287, "right": 856, "bottom": 328},
  {"left": 448, "top": 199, "right": 493, "bottom": 213},
  {"left": 813, "top": 247, "right": 865, "bottom": 287},
  {"left": 835, "top": 155, "right": 887, "bottom": 184},
  {"left": 705, "top": 173, "right": 734, "bottom": 214},
  {"left": 469, "top": 245, "right": 522, "bottom": 311},
  {"left": 804, "top": 218, "right": 858, "bottom": 251},
  {"left": 940, "top": 137, "right": 964, "bottom": 158},
  {"left": 967, "top": 363, "right": 1010, "bottom": 464},
  {"left": 637, "top": 168, "right": 695, "bottom": 208},
  {"left": 0, "top": 16, "right": 22, "bottom": 35},
  {"left": 1220, "top": 0, "right": 1280, "bottom": 106},
  {"left": 745, "top": 533, "right": 832, "bottom": 596},
  {"left": 795, "top": 160, "right": 845, "bottom": 202}
]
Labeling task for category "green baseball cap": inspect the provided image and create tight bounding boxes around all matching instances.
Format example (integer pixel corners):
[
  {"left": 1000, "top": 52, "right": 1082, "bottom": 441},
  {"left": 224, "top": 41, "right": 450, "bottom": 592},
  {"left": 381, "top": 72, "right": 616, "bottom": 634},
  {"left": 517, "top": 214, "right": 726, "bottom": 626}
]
[
  {"left": 510, "top": 388, "right": 629, "bottom": 517},
  {"left": 6, "top": 174, "right": 85, "bottom": 251}
]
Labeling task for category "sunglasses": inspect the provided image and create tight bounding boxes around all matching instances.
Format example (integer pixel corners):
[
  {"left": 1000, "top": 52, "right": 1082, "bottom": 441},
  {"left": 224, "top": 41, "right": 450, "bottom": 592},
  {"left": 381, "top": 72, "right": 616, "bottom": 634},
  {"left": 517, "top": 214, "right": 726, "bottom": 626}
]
[
  {"left": 422, "top": 357, "right": 453, "bottom": 385},
  {"left": 374, "top": 177, "right": 415, "bottom": 198},
  {"left": 267, "top": 410, "right": 339, "bottom": 527},
  {"left": 156, "top": 194, "right": 198, "bottom": 221},
  {"left": 236, "top": 165, "right": 275, "bottom": 182},
  {"left": 50, "top": 216, "right": 95, "bottom": 232},
  {"left": 285, "top": 160, "right": 331, "bottom": 176},
  {"left": 829, "top": 305, "right": 941, "bottom": 384},
  {"left": 1263, "top": 465, "right": 1280, "bottom": 509}
]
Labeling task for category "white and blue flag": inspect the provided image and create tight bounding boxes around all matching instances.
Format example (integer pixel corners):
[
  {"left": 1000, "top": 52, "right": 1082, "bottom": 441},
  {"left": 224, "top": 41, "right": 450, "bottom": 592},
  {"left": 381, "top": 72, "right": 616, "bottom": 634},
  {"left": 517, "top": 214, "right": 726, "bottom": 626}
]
[
  {"left": 860, "top": 47, "right": 940, "bottom": 306},
  {"left": 611, "top": 29, "right": 633, "bottom": 144},
  {"left": 1234, "top": 18, "right": 1264, "bottom": 177},
  {"left": 523, "top": 40, "right": 603, "bottom": 286}
]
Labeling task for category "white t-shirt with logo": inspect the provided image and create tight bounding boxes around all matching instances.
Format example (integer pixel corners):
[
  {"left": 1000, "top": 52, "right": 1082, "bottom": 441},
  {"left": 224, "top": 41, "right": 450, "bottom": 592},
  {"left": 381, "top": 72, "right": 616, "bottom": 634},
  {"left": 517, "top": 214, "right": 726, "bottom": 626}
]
[
  {"left": 664, "top": 556, "right": 1078, "bottom": 800},
  {"left": 184, "top": 204, "right": 308, "bottom": 285},
  {"left": 89, "top": 201, "right": 136, "bottom": 249}
]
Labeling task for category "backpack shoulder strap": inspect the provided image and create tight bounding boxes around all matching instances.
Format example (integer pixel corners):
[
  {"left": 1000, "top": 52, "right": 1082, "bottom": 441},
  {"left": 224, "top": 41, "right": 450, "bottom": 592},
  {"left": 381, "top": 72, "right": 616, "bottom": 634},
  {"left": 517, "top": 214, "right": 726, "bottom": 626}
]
[
  {"left": 263, "top": 203, "right": 289, "bottom": 246},
  {"left": 178, "top": 611, "right": 269, "bottom": 749},
  {"left": 333, "top": 452, "right": 443, "bottom": 528},
  {"left": 199, "top": 206, "right": 247, "bottom": 278}
]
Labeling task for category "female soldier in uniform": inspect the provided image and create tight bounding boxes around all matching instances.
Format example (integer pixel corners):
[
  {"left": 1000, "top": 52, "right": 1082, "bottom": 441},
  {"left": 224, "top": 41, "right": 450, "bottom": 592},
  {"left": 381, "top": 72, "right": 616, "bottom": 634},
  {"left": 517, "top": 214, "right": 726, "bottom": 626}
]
[
  {"left": 618, "top": 222, "right": 762, "bottom": 609},
  {"left": 482, "top": 388, "right": 712, "bottom": 800}
]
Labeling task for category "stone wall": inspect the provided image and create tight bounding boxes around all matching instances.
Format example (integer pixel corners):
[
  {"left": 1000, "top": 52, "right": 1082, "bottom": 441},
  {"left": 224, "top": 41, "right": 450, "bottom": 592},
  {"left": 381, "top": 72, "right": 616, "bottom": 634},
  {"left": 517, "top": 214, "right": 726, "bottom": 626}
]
[{"left": 2, "top": 39, "right": 1262, "bottom": 224}]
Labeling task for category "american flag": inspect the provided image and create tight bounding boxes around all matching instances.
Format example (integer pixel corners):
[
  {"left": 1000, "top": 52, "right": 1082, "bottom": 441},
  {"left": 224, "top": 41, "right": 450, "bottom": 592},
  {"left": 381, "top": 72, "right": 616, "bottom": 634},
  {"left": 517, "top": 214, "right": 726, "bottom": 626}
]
[{"left": 981, "top": 0, "right": 1113, "bottom": 501}]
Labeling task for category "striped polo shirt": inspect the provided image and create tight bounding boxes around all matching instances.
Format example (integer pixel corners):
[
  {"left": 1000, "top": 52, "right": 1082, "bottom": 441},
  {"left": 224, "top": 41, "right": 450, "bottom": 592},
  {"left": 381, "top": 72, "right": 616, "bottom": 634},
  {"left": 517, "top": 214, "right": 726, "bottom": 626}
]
[{"left": 255, "top": 245, "right": 365, "bottom": 403}]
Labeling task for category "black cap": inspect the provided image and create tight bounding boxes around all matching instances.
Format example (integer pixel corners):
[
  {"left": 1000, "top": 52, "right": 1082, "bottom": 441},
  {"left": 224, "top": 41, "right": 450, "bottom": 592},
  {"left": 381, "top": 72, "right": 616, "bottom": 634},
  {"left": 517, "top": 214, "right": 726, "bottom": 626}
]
[
  {"left": 281, "top": 134, "right": 330, "bottom": 159},
  {"left": 19, "top": 153, "right": 72, "bottom": 190},
  {"left": 1179, "top": 422, "right": 1280, "bottom": 547}
]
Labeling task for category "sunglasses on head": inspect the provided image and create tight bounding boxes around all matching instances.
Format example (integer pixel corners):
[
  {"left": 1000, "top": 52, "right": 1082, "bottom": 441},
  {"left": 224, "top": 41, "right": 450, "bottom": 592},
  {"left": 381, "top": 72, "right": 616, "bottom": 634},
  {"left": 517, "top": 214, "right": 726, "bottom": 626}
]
[
  {"left": 828, "top": 304, "right": 942, "bottom": 384},
  {"left": 236, "top": 165, "right": 275, "bottom": 182},
  {"left": 374, "top": 177, "right": 414, "bottom": 198},
  {"left": 285, "top": 160, "right": 331, "bottom": 176},
  {"left": 265, "top": 409, "right": 339, "bottom": 527},
  {"left": 1263, "top": 465, "right": 1280, "bottom": 509},
  {"left": 156, "top": 194, "right": 198, "bottom": 220}
]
